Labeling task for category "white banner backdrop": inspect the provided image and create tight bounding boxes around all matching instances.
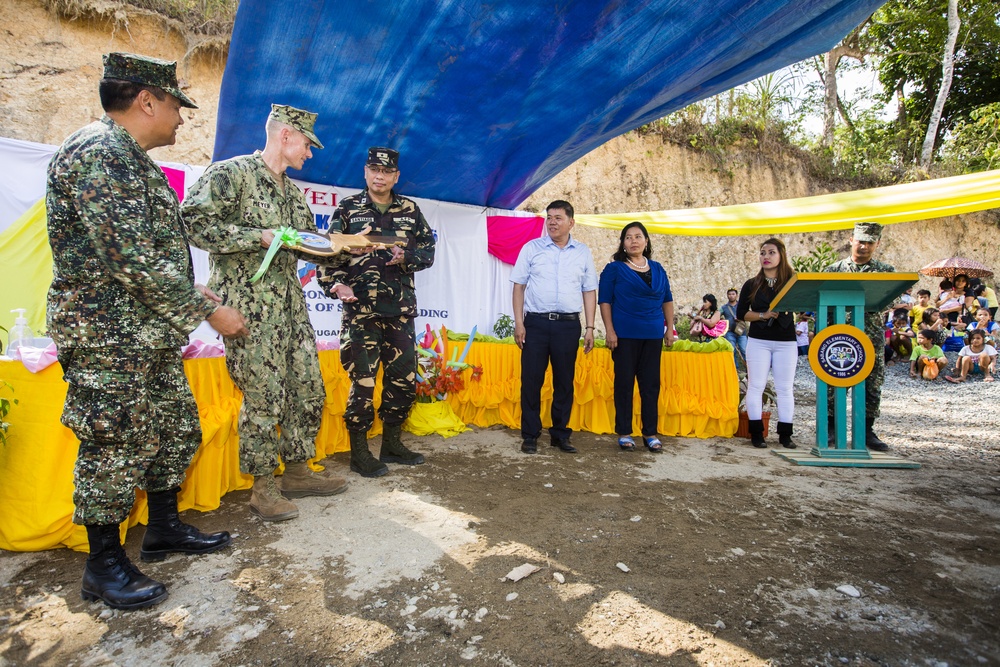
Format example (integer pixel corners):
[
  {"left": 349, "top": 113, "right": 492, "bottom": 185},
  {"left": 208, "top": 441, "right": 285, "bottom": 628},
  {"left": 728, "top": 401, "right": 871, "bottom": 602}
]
[{"left": 0, "top": 136, "right": 513, "bottom": 341}]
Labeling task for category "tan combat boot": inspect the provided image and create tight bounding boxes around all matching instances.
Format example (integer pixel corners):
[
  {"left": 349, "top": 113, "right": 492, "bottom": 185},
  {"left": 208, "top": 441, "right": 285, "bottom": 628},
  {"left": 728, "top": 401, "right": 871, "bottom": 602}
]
[
  {"left": 249, "top": 475, "right": 299, "bottom": 522},
  {"left": 279, "top": 461, "right": 349, "bottom": 498}
]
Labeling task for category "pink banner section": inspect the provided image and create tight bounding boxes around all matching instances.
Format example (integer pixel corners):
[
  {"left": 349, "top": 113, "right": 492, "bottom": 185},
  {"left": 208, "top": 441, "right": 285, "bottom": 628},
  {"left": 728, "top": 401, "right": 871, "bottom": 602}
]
[
  {"left": 487, "top": 215, "right": 544, "bottom": 265},
  {"left": 161, "top": 166, "right": 186, "bottom": 202}
]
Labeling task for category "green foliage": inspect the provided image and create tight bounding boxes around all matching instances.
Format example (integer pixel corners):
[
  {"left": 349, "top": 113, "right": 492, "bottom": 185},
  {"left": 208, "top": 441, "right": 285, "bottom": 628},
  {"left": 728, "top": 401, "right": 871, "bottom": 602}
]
[
  {"left": 941, "top": 102, "right": 1000, "bottom": 173},
  {"left": 674, "top": 314, "right": 693, "bottom": 340},
  {"left": 866, "top": 0, "right": 1000, "bottom": 164},
  {"left": 492, "top": 314, "right": 514, "bottom": 339},
  {"left": 807, "top": 110, "right": 909, "bottom": 185},
  {"left": 792, "top": 242, "right": 839, "bottom": 273},
  {"left": 0, "top": 381, "right": 17, "bottom": 447}
]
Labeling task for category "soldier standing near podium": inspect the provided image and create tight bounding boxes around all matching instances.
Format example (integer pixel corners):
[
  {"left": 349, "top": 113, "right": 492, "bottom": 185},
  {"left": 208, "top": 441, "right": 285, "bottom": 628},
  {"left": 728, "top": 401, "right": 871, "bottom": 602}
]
[{"left": 823, "top": 222, "right": 894, "bottom": 452}]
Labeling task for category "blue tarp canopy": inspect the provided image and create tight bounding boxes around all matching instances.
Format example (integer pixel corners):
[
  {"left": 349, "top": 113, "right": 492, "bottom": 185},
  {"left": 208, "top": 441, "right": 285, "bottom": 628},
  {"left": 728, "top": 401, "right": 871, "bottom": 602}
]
[{"left": 215, "top": 0, "right": 886, "bottom": 209}]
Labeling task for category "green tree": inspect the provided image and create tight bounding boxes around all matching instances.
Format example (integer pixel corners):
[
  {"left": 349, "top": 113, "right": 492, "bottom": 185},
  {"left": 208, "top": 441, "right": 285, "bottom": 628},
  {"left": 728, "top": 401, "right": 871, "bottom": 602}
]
[{"left": 867, "top": 0, "right": 1000, "bottom": 166}]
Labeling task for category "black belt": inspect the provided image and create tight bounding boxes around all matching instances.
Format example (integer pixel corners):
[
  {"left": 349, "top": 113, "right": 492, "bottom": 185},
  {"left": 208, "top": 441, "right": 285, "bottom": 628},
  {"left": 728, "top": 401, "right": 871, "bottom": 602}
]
[{"left": 526, "top": 312, "right": 578, "bottom": 321}]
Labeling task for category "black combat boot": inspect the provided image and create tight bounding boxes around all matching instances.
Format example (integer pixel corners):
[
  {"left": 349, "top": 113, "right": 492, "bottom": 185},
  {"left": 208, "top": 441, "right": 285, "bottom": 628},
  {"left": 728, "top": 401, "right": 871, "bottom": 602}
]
[
  {"left": 140, "top": 488, "right": 231, "bottom": 562},
  {"left": 777, "top": 421, "right": 796, "bottom": 449},
  {"left": 379, "top": 422, "right": 425, "bottom": 465},
  {"left": 349, "top": 430, "right": 389, "bottom": 477},
  {"left": 748, "top": 419, "right": 767, "bottom": 449},
  {"left": 865, "top": 418, "right": 889, "bottom": 452},
  {"left": 82, "top": 524, "right": 167, "bottom": 610}
]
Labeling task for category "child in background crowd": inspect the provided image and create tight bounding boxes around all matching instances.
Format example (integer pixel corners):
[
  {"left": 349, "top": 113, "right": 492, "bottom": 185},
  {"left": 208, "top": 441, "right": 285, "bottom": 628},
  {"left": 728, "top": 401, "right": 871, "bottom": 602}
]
[
  {"left": 910, "top": 290, "right": 931, "bottom": 328},
  {"left": 888, "top": 308, "right": 914, "bottom": 365},
  {"left": 964, "top": 307, "right": 999, "bottom": 346},
  {"left": 910, "top": 329, "right": 948, "bottom": 381},
  {"left": 982, "top": 281, "right": 998, "bottom": 319},
  {"left": 920, "top": 308, "right": 949, "bottom": 347},
  {"left": 946, "top": 330, "right": 996, "bottom": 383},
  {"left": 937, "top": 279, "right": 955, "bottom": 304},
  {"left": 899, "top": 287, "right": 915, "bottom": 311},
  {"left": 795, "top": 313, "right": 812, "bottom": 356},
  {"left": 937, "top": 278, "right": 965, "bottom": 325}
]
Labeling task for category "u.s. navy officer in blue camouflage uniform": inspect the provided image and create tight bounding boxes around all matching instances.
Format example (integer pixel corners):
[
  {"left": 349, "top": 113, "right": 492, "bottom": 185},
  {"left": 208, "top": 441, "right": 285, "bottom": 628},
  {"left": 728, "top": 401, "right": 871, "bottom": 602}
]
[
  {"left": 46, "top": 52, "right": 249, "bottom": 610},
  {"left": 183, "top": 105, "right": 349, "bottom": 523},
  {"left": 317, "top": 147, "right": 436, "bottom": 478}
]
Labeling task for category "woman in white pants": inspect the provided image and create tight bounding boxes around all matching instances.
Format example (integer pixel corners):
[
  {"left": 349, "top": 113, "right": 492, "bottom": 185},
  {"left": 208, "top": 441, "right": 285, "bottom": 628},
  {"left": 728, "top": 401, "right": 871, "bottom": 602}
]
[{"left": 736, "top": 238, "right": 797, "bottom": 449}]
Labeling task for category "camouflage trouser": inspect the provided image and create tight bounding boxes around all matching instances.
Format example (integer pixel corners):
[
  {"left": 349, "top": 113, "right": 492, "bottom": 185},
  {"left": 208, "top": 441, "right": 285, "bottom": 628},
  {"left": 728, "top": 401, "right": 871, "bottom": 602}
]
[
  {"left": 59, "top": 347, "right": 201, "bottom": 526},
  {"left": 225, "top": 320, "right": 325, "bottom": 476},
  {"left": 340, "top": 315, "right": 416, "bottom": 432},
  {"left": 827, "top": 329, "right": 885, "bottom": 421}
]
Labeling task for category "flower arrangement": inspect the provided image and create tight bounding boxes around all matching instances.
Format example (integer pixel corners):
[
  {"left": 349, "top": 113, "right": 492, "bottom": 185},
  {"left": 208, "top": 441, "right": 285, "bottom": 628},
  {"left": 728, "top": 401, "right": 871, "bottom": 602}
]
[{"left": 415, "top": 325, "right": 483, "bottom": 403}]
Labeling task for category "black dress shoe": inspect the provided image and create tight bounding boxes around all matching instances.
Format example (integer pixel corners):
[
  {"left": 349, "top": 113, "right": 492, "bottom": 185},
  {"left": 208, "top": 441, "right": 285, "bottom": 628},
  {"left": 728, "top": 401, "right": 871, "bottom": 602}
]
[
  {"left": 551, "top": 438, "right": 577, "bottom": 453},
  {"left": 521, "top": 439, "right": 537, "bottom": 454}
]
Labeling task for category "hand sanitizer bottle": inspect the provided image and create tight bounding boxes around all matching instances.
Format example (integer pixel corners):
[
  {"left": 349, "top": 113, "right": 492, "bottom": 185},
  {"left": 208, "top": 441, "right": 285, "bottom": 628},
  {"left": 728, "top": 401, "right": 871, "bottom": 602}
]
[{"left": 8, "top": 309, "right": 35, "bottom": 353}]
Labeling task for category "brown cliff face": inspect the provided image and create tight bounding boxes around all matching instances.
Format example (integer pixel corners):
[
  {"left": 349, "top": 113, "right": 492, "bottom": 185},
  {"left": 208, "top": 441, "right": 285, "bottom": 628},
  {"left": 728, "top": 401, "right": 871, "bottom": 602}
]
[
  {"left": 3, "top": 0, "right": 998, "bottom": 313},
  {"left": 0, "top": 0, "right": 224, "bottom": 165}
]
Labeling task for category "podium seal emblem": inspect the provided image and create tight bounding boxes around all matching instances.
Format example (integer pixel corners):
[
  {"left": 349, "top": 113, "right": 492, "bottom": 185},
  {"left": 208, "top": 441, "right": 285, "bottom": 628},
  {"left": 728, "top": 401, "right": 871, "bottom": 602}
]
[{"left": 808, "top": 324, "right": 875, "bottom": 387}]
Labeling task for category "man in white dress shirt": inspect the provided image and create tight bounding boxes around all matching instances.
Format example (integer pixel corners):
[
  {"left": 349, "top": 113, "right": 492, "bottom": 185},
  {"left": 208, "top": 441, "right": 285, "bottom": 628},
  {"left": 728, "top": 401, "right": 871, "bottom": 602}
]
[{"left": 511, "top": 200, "right": 598, "bottom": 454}]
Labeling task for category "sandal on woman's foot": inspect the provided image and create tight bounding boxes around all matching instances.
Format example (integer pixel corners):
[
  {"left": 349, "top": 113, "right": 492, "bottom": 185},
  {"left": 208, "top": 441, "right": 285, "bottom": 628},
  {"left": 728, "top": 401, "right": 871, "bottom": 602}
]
[
  {"left": 644, "top": 436, "right": 663, "bottom": 453},
  {"left": 617, "top": 436, "right": 636, "bottom": 451},
  {"left": 945, "top": 375, "right": 964, "bottom": 383}
]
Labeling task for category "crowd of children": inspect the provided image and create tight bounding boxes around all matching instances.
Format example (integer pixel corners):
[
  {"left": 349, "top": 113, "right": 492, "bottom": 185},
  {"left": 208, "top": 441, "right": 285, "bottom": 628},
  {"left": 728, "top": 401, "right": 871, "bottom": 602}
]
[{"left": 885, "top": 275, "right": 997, "bottom": 383}]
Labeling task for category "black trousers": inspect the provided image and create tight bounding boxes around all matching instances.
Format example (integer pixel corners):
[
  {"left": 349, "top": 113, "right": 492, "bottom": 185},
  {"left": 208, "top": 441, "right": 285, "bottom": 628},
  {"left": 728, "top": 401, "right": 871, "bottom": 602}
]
[
  {"left": 612, "top": 337, "right": 662, "bottom": 436},
  {"left": 520, "top": 317, "right": 581, "bottom": 441}
]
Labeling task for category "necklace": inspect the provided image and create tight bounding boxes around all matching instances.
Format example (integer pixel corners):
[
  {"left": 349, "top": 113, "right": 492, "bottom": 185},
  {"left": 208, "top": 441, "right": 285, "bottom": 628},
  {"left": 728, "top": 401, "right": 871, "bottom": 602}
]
[
  {"left": 626, "top": 257, "right": 648, "bottom": 270},
  {"left": 765, "top": 276, "right": 777, "bottom": 288}
]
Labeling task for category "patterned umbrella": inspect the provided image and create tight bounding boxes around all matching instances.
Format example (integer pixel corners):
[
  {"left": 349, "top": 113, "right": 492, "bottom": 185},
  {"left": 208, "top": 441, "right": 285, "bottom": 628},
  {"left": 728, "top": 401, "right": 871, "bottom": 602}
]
[{"left": 919, "top": 257, "right": 994, "bottom": 279}]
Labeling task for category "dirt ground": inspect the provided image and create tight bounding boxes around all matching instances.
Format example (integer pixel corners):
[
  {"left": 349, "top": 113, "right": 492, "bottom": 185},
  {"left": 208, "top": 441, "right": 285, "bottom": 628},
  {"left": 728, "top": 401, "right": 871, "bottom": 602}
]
[{"left": 1, "top": 362, "right": 999, "bottom": 667}]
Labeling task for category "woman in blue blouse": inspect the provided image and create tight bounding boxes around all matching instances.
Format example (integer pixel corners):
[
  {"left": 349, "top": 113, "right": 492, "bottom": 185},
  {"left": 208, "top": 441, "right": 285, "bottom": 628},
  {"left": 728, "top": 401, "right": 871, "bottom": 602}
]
[{"left": 598, "top": 222, "right": 675, "bottom": 452}]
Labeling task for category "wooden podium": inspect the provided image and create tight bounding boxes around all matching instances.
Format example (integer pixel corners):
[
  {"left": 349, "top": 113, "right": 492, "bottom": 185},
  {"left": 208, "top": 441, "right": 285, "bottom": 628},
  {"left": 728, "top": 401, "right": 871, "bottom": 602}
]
[{"left": 768, "top": 272, "right": 920, "bottom": 468}]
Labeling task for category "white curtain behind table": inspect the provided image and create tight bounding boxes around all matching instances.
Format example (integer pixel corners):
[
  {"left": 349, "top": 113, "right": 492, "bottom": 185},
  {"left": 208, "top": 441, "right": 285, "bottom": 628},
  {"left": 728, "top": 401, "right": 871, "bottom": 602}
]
[
  {"left": 288, "top": 179, "right": 500, "bottom": 340},
  {"left": 0, "top": 137, "right": 56, "bottom": 233}
]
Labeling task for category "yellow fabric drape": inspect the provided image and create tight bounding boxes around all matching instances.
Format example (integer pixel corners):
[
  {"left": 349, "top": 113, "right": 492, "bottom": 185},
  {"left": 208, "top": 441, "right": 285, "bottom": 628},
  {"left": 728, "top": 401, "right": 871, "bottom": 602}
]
[
  {"left": 442, "top": 341, "right": 739, "bottom": 438},
  {"left": 576, "top": 169, "right": 1000, "bottom": 236},
  {"left": 0, "top": 199, "right": 51, "bottom": 342},
  {"left": 0, "top": 343, "right": 736, "bottom": 552},
  {"left": 403, "top": 401, "right": 470, "bottom": 437}
]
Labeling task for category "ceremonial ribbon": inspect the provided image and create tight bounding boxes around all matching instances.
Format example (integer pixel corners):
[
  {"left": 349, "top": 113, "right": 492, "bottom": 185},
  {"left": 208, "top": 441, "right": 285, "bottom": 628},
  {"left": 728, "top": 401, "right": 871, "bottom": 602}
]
[{"left": 250, "top": 227, "right": 302, "bottom": 283}]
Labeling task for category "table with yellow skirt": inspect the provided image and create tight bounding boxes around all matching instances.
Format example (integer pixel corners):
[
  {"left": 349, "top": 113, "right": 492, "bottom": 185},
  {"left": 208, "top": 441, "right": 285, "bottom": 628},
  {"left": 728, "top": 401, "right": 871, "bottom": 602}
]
[{"left": 0, "top": 341, "right": 738, "bottom": 552}]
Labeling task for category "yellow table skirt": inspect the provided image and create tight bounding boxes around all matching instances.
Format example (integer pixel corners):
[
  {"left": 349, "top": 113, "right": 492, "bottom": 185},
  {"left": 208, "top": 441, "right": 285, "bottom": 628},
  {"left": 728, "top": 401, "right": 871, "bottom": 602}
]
[{"left": 0, "top": 344, "right": 736, "bottom": 552}]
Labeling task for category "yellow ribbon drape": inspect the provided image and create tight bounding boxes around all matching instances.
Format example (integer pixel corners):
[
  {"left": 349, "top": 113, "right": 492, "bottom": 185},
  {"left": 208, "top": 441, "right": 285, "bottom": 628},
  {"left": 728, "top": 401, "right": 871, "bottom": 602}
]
[
  {"left": 0, "top": 343, "right": 737, "bottom": 552},
  {"left": 576, "top": 169, "right": 1000, "bottom": 236}
]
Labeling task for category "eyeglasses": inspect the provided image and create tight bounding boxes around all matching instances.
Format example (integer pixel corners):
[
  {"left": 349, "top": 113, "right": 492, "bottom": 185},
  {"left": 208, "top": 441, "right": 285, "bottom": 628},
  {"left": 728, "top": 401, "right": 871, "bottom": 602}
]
[{"left": 366, "top": 165, "right": 398, "bottom": 175}]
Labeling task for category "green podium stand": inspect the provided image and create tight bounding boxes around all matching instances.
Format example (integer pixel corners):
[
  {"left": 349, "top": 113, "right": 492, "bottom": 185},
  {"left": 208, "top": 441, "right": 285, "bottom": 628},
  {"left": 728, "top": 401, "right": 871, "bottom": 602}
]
[{"left": 768, "top": 272, "right": 920, "bottom": 468}]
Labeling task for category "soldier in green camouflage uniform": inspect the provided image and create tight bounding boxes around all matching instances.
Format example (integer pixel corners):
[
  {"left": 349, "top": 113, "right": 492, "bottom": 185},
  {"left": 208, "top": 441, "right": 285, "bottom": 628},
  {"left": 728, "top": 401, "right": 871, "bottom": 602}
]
[
  {"left": 47, "top": 53, "right": 248, "bottom": 610},
  {"left": 822, "top": 221, "right": 895, "bottom": 451},
  {"left": 182, "top": 105, "right": 348, "bottom": 522},
  {"left": 317, "top": 147, "right": 436, "bottom": 477}
]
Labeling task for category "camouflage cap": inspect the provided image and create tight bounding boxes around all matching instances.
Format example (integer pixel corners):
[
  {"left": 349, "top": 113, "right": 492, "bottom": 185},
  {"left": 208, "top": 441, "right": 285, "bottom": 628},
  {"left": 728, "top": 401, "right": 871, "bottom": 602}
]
[
  {"left": 102, "top": 52, "right": 197, "bottom": 109},
  {"left": 853, "top": 222, "right": 884, "bottom": 242},
  {"left": 366, "top": 147, "right": 399, "bottom": 169},
  {"left": 269, "top": 104, "right": 323, "bottom": 149}
]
